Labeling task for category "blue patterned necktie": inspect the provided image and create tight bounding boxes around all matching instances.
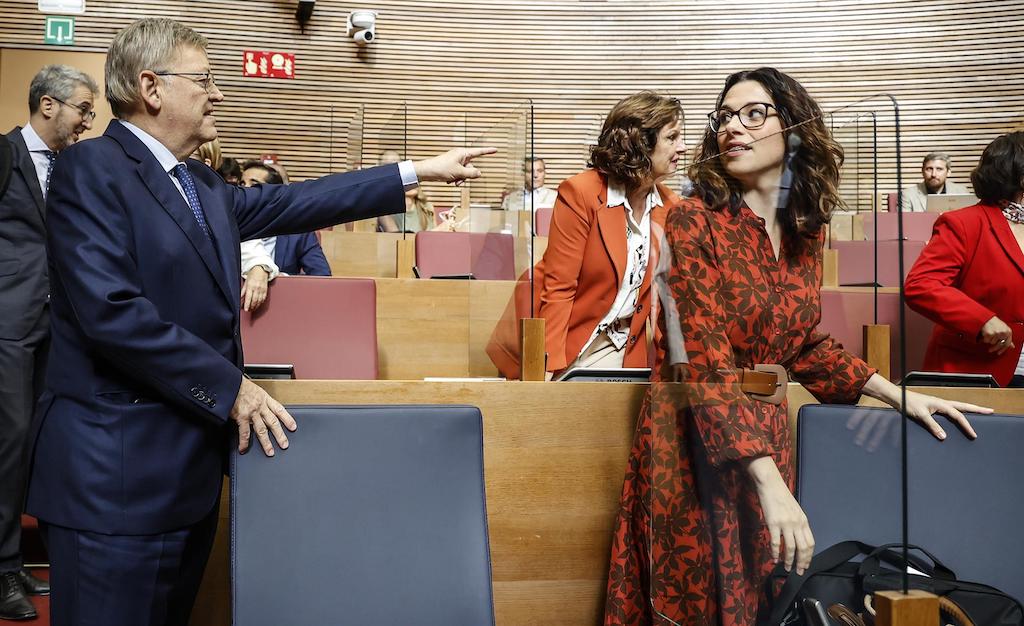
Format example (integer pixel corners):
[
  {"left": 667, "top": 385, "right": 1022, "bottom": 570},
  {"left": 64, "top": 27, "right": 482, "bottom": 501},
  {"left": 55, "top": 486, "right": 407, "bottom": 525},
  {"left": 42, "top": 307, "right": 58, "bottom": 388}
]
[
  {"left": 172, "top": 163, "right": 211, "bottom": 238},
  {"left": 42, "top": 150, "right": 56, "bottom": 198}
]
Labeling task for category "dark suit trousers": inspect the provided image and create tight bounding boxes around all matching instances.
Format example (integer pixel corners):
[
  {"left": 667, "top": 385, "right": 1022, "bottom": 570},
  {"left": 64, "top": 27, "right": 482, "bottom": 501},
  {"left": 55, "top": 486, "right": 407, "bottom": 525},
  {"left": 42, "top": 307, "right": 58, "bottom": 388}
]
[
  {"left": 0, "top": 309, "right": 49, "bottom": 573},
  {"left": 41, "top": 499, "right": 220, "bottom": 626}
]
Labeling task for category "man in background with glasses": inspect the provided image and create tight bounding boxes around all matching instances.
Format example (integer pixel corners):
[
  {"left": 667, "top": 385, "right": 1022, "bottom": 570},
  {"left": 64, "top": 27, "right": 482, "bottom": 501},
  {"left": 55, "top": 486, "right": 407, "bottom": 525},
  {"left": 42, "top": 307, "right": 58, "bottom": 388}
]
[{"left": 0, "top": 63, "right": 97, "bottom": 622}]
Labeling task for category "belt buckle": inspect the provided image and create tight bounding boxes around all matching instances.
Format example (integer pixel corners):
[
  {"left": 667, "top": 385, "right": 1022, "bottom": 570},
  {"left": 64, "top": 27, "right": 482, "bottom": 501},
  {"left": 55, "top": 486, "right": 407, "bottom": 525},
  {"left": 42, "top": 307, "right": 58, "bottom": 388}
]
[{"left": 749, "top": 363, "right": 787, "bottom": 405}]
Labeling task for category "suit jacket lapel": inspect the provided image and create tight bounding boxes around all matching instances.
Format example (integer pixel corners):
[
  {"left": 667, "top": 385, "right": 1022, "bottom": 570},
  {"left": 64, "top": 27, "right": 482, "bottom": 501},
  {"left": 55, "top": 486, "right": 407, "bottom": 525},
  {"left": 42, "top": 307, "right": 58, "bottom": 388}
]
[
  {"left": 984, "top": 204, "right": 1024, "bottom": 278},
  {"left": 107, "top": 122, "right": 235, "bottom": 309},
  {"left": 190, "top": 165, "right": 240, "bottom": 311},
  {"left": 8, "top": 130, "right": 46, "bottom": 220},
  {"left": 596, "top": 184, "right": 627, "bottom": 291}
]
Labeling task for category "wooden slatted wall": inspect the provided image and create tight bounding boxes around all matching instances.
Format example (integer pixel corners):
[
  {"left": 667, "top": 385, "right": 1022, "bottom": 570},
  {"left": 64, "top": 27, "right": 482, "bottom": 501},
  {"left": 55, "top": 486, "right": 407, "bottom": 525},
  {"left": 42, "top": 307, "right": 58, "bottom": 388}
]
[{"left": 1, "top": 0, "right": 1022, "bottom": 210}]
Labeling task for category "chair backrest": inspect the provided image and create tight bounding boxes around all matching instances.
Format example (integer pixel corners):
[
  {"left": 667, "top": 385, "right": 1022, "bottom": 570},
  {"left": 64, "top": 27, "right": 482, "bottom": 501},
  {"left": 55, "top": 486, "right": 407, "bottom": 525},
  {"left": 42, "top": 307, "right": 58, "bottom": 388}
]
[
  {"left": 796, "top": 404, "right": 1024, "bottom": 603},
  {"left": 240, "top": 276, "right": 378, "bottom": 379},
  {"left": 818, "top": 289, "right": 933, "bottom": 379},
  {"left": 415, "top": 231, "right": 516, "bottom": 280},
  {"left": 534, "top": 206, "right": 553, "bottom": 237},
  {"left": 829, "top": 240, "right": 925, "bottom": 287},
  {"left": 232, "top": 405, "right": 495, "bottom": 626},
  {"left": 861, "top": 212, "right": 939, "bottom": 242}
]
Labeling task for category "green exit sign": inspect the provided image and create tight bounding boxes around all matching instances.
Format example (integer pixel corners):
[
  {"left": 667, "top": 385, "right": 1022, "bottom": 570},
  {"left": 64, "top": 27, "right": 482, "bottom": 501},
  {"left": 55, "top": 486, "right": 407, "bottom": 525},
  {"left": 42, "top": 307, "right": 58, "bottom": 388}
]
[{"left": 44, "top": 16, "right": 75, "bottom": 45}]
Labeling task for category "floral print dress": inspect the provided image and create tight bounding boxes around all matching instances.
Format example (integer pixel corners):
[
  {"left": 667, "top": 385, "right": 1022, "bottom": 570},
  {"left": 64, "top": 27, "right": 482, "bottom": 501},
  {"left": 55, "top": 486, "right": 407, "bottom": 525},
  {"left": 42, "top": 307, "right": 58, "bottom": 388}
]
[{"left": 604, "top": 198, "right": 875, "bottom": 626}]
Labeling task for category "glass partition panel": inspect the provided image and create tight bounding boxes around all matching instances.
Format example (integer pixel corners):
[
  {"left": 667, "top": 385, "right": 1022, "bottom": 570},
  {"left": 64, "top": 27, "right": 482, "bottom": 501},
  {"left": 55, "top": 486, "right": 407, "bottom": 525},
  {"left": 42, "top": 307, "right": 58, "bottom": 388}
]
[
  {"left": 464, "top": 101, "right": 534, "bottom": 378},
  {"left": 363, "top": 103, "right": 409, "bottom": 237},
  {"left": 346, "top": 104, "right": 364, "bottom": 172}
]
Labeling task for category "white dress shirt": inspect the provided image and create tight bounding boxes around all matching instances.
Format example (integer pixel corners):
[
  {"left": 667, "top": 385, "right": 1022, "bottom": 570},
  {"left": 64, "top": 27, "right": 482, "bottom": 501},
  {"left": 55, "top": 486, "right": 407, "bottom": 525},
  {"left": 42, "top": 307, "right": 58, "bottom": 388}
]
[
  {"left": 240, "top": 238, "right": 280, "bottom": 279},
  {"left": 501, "top": 186, "right": 557, "bottom": 212},
  {"left": 576, "top": 182, "right": 663, "bottom": 357}
]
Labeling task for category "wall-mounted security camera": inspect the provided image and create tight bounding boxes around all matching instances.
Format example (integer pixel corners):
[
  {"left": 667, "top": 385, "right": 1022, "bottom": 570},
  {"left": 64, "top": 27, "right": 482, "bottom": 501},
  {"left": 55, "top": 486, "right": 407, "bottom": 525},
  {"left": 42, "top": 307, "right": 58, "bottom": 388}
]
[
  {"left": 346, "top": 10, "right": 377, "bottom": 46},
  {"left": 295, "top": 0, "right": 315, "bottom": 33}
]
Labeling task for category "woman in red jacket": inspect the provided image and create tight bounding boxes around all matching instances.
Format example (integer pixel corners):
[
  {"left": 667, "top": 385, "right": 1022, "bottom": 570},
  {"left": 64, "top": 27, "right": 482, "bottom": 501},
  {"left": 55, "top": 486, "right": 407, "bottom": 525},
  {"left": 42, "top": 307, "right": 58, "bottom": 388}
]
[
  {"left": 486, "top": 92, "right": 686, "bottom": 378},
  {"left": 905, "top": 132, "right": 1024, "bottom": 387}
]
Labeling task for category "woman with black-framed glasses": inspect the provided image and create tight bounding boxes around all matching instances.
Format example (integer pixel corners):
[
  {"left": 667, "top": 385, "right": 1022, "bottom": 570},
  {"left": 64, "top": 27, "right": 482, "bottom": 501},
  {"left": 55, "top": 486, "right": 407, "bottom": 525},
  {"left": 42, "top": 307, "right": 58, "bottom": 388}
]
[{"left": 604, "top": 67, "right": 985, "bottom": 626}]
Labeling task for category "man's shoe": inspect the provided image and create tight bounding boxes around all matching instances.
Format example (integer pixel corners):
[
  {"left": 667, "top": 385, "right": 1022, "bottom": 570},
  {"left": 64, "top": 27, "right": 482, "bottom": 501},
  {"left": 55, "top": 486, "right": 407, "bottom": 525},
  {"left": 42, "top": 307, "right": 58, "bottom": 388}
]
[
  {"left": 0, "top": 571, "right": 37, "bottom": 620},
  {"left": 15, "top": 570, "right": 49, "bottom": 596}
]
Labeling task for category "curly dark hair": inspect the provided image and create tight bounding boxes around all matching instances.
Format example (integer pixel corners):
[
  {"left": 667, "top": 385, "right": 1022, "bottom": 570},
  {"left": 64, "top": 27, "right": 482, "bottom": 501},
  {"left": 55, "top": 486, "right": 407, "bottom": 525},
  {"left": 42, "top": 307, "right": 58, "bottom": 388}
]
[
  {"left": 588, "top": 91, "right": 682, "bottom": 191},
  {"left": 689, "top": 67, "right": 844, "bottom": 256},
  {"left": 971, "top": 132, "right": 1024, "bottom": 205}
]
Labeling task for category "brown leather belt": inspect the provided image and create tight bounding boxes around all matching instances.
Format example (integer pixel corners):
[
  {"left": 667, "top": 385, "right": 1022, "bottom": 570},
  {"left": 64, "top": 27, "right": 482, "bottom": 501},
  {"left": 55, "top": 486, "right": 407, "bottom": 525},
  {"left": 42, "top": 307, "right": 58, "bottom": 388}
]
[{"left": 724, "top": 364, "right": 788, "bottom": 405}]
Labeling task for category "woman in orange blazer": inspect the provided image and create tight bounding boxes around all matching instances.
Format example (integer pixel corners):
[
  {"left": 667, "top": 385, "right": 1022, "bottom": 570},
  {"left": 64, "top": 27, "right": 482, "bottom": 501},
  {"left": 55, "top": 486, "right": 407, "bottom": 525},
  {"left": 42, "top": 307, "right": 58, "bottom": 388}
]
[
  {"left": 539, "top": 92, "right": 685, "bottom": 376},
  {"left": 905, "top": 131, "right": 1024, "bottom": 387}
]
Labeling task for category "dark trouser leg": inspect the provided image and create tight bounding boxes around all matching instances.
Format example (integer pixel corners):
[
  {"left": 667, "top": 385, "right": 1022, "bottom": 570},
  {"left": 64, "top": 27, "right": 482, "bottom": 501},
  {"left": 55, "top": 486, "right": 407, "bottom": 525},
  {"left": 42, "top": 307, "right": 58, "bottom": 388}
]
[
  {"left": 0, "top": 311, "right": 49, "bottom": 574},
  {"left": 1009, "top": 374, "right": 1024, "bottom": 388},
  {"left": 41, "top": 500, "right": 220, "bottom": 626}
]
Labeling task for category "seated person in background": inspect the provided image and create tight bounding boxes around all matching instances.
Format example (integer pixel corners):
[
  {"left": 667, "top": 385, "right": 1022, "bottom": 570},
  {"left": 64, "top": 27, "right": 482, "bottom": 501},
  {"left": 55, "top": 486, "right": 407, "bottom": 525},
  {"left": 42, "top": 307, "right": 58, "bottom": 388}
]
[
  {"left": 501, "top": 157, "right": 557, "bottom": 212},
  {"left": 376, "top": 149, "right": 406, "bottom": 232},
  {"left": 899, "top": 151, "right": 969, "bottom": 211},
  {"left": 541, "top": 91, "right": 684, "bottom": 376},
  {"left": 383, "top": 185, "right": 436, "bottom": 233},
  {"left": 216, "top": 156, "right": 242, "bottom": 185},
  {"left": 488, "top": 93, "right": 686, "bottom": 380},
  {"left": 905, "top": 132, "right": 1024, "bottom": 387},
  {"left": 239, "top": 161, "right": 331, "bottom": 311}
]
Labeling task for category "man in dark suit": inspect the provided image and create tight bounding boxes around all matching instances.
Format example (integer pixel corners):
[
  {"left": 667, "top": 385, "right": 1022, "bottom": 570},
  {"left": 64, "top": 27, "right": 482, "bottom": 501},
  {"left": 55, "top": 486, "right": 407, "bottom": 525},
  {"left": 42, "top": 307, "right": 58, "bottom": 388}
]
[
  {"left": 274, "top": 231, "right": 331, "bottom": 276},
  {"left": 237, "top": 161, "right": 329, "bottom": 290},
  {"left": 0, "top": 64, "right": 98, "bottom": 621},
  {"left": 26, "top": 18, "right": 492, "bottom": 626}
]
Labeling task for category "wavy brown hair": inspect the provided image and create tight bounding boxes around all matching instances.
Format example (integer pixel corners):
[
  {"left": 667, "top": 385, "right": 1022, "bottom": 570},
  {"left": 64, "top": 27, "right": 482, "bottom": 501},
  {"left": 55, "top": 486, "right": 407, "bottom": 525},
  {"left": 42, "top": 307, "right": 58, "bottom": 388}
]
[
  {"left": 690, "top": 67, "right": 843, "bottom": 256},
  {"left": 588, "top": 91, "right": 682, "bottom": 191}
]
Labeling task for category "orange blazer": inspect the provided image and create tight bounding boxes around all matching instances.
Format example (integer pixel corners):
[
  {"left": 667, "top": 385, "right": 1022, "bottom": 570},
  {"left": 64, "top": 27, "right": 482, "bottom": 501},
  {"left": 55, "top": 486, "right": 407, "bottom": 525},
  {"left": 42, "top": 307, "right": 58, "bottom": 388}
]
[
  {"left": 540, "top": 169, "right": 674, "bottom": 372},
  {"left": 904, "top": 203, "right": 1024, "bottom": 386}
]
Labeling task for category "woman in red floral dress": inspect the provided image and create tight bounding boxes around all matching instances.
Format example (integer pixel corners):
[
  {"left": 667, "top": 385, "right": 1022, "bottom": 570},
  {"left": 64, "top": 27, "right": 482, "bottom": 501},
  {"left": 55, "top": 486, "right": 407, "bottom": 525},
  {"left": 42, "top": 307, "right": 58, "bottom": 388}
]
[{"left": 603, "top": 67, "right": 987, "bottom": 626}]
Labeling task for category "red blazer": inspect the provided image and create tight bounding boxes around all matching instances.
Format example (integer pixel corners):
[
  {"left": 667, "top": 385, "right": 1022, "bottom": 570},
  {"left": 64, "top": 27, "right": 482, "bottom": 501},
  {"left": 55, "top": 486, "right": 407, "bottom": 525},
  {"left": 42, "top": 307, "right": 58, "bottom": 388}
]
[
  {"left": 904, "top": 203, "right": 1024, "bottom": 386},
  {"left": 540, "top": 169, "right": 674, "bottom": 372},
  {"left": 485, "top": 170, "right": 677, "bottom": 377}
]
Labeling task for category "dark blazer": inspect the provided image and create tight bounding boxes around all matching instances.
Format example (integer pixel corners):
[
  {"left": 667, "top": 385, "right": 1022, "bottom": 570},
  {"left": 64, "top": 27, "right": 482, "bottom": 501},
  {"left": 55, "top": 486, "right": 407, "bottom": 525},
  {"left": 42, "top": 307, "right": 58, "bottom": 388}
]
[
  {"left": 27, "top": 120, "right": 404, "bottom": 534},
  {"left": 274, "top": 232, "right": 331, "bottom": 276},
  {"left": 0, "top": 128, "right": 48, "bottom": 341},
  {"left": 905, "top": 203, "right": 1024, "bottom": 386}
]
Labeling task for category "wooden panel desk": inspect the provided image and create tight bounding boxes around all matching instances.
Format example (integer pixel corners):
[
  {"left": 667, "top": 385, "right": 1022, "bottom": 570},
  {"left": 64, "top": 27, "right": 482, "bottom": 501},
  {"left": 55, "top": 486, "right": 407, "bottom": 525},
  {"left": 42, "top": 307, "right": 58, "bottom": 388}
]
[
  {"left": 254, "top": 278, "right": 918, "bottom": 381},
  {"left": 374, "top": 277, "right": 516, "bottom": 379},
  {"left": 321, "top": 230, "right": 546, "bottom": 279},
  {"left": 191, "top": 381, "right": 1023, "bottom": 626},
  {"left": 320, "top": 230, "right": 404, "bottom": 278}
]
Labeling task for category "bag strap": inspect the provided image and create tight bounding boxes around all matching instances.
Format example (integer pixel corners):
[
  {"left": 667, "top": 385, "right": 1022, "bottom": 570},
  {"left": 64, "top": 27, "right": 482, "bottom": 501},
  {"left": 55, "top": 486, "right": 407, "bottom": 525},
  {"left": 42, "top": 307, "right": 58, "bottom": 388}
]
[
  {"left": 767, "top": 541, "right": 877, "bottom": 626},
  {"left": 858, "top": 543, "right": 956, "bottom": 581}
]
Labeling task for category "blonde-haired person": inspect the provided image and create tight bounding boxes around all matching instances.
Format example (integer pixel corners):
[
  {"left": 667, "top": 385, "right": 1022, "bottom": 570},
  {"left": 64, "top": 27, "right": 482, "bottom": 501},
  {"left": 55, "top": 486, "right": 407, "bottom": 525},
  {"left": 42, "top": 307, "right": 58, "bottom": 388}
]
[
  {"left": 193, "top": 137, "right": 221, "bottom": 170},
  {"left": 380, "top": 185, "right": 435, "bottom": 233}
]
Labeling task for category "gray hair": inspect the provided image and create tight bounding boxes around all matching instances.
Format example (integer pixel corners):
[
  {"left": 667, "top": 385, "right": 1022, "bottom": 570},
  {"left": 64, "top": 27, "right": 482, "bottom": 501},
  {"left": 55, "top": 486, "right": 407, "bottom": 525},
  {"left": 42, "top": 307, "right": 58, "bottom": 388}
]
[
  {"left": 105, "top": 18, "right": 207, "bottom": 118},
  {"left": 922, "top": 152, "right": 951, "bottom": 168},
  {"left": 28, "top": 65, "right": 98, "bottom": 114}
]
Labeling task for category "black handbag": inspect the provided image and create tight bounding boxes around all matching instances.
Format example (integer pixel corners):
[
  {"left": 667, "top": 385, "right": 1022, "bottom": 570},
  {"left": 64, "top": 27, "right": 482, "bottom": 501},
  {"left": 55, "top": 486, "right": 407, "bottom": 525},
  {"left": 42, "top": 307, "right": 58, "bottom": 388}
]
[{"left": 764, "top": 541, "right": 1024, "bottom": 626}]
